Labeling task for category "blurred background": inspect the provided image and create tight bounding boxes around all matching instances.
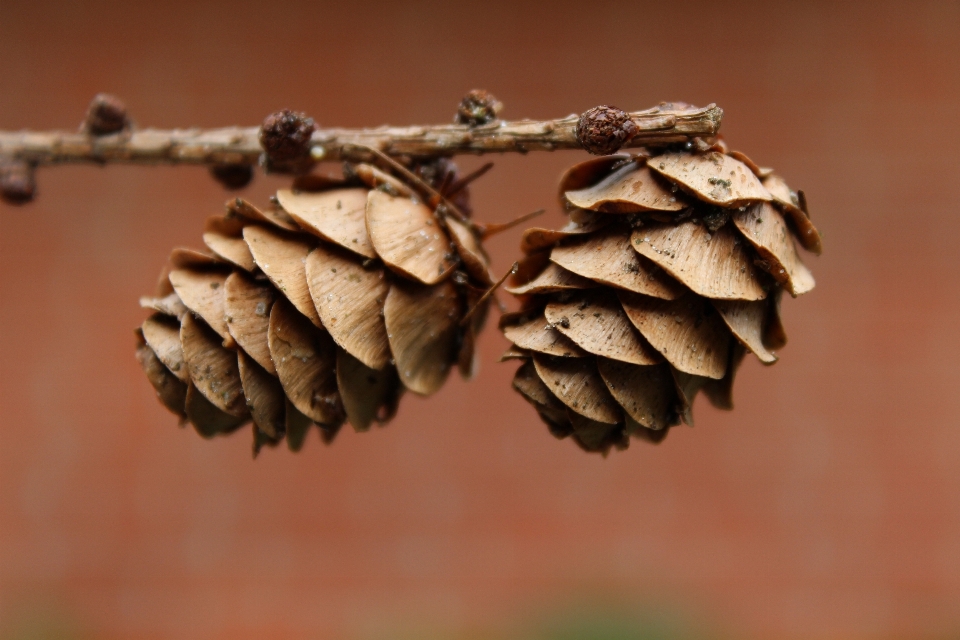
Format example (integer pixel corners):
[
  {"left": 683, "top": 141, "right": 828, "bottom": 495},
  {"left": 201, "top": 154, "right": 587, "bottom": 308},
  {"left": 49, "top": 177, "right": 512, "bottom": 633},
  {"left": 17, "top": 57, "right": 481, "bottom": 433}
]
[{"left": 2, "top": 1, "right": 959, "bottom": 638}]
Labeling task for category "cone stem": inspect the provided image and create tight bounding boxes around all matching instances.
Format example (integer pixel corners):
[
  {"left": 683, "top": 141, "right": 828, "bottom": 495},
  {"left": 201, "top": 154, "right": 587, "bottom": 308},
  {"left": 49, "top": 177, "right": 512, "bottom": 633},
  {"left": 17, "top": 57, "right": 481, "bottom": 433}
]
[{"left": 0, "top": 104, "right": 721, "bottom": 168}]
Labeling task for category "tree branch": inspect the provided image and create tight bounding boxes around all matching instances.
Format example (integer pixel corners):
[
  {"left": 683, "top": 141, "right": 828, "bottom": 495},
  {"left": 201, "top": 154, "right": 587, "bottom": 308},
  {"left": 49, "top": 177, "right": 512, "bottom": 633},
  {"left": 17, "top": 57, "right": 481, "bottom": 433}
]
[{"left": 0, "top": 104, "right": 722, "bottom": 168}]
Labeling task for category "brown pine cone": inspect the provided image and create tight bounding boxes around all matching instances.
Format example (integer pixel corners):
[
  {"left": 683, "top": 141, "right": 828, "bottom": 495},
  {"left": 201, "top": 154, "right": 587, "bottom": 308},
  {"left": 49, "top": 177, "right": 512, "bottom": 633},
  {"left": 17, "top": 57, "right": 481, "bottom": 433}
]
[
  {"left": 136, "top": 163, "right": 492, "bottom": 456},
  {"left": 502, "top": 146, "right": 821, "bottom": 454}
]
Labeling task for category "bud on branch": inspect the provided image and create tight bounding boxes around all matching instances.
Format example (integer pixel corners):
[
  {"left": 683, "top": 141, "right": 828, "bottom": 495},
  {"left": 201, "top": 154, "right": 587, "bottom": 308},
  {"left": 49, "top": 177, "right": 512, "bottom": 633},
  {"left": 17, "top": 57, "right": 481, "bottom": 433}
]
[
  {"left": 1, "top": 106, "right": 720, "bottom": 167},
  {"left": 0, "top": 92, "right": 722, "bottom": 204}
]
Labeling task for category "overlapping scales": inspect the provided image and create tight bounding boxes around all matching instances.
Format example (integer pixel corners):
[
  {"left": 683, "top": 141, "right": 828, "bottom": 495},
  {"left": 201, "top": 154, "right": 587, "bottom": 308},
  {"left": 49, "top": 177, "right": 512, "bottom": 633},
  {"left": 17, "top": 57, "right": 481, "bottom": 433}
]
[
  {"left": 503, "top": 149, "right": 819, "bottom": 454},
  {"left": 136, "top": 164, "right": 491, "bottom": 456}
]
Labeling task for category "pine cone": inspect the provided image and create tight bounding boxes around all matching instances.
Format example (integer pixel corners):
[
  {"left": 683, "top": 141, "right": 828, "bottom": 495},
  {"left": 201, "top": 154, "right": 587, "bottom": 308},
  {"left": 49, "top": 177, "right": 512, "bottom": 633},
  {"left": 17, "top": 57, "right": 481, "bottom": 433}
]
[
  {"left": 502, "top": 145, "right": 820, "bottom": 454},
  {"left": 136, "top": 163, "right": 492, "bottom": 455}
]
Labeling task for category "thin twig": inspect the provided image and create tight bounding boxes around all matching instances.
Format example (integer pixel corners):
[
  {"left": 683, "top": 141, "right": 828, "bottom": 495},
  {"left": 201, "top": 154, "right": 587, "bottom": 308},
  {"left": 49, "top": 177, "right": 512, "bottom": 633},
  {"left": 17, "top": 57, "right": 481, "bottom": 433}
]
[
  {"left": 479, "top": 209, "right": 545, "bottom": 239},
  {"left": 461, "top": 262, "right": 519, "bottom": 327},
  {"left": 0, "top": 104, "right": 722, "bottom": 167},
  {"left": 445, "top": 162, "right": 494, "bottom": 198}
]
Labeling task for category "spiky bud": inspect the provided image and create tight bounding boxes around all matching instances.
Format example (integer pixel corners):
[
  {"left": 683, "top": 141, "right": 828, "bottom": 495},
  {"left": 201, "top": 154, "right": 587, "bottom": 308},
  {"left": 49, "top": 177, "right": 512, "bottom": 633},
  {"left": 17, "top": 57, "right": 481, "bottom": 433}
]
[
  {"left": 455, "top": 90, "right": 503, "bottom": 127},
  {"left": 0, "top": 160, "right": 36, "bottom": 205},
  {"left": 259, "top": 110, "right": 316, "bottom": 163},
  {"left": 210, "top": 163, "right": 255, "bottom": 190},
  {"left": 575, "top": 105, "right": 639, "bottom": 156},
  {"left": 84, "top": 93, "right": 129, "bottom": 135}
]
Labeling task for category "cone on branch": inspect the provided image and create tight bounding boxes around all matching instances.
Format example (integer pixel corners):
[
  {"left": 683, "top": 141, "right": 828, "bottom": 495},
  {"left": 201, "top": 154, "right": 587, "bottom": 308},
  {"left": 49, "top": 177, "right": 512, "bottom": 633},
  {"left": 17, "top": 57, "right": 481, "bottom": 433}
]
[
  {"left": 136, "top": 159, "right": 493, "bottom": 456},
  {"left": 502, "top": 141, "right": 821, "bottom": 454}
]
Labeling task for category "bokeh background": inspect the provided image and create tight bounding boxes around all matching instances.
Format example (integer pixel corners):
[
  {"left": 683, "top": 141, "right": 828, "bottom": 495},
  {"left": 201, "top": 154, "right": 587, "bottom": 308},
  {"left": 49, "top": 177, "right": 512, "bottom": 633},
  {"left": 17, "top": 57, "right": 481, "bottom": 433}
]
[{"left": 2, "top": 1, "right": 959, "bottom": 638}]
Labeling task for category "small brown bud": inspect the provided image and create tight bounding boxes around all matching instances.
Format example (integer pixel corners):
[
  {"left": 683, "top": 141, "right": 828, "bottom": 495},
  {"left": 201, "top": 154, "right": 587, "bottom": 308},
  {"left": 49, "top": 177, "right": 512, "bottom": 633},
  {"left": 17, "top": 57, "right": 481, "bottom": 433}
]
[
  {"left": 0, "top": 161, "right": 36, "bottom": 205},
  {"left": 85, "top": 93, "right": 129, "bottom": 135},
  {"left": 259, "top": 110, "right": 316, "bottom": 163},
  {"left": 210, "top": 163, "right": 254, "bottom": 190},
  {"left": 575, "top": 105, "right": 639, "bottom": 156},
  {"left": 455, "top": 90, "right": 503, "bottom": 127}
]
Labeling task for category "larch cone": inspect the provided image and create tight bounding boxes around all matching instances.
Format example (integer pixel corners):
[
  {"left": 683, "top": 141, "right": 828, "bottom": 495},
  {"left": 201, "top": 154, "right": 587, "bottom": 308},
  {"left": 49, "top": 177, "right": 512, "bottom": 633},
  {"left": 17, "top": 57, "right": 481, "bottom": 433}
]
[
  {"left": 136, "top": 161, "right": 491, "bottom": 455},
  {"left": 502, "top": 144, "right": 821, "bottom": 454}
]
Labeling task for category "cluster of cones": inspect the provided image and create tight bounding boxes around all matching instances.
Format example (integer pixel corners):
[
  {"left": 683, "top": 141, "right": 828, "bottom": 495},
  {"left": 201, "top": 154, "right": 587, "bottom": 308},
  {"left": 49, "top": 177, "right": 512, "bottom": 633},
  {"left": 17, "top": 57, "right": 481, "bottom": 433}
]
[
  {"left": 501, "top": 145, "right": 821, "bottom": 454},
  {"left": 135, "top": 161, "right": 491, "bottom": 455},
  {"left": 136, "top": 144, "right": 820, "bottom": 456}
]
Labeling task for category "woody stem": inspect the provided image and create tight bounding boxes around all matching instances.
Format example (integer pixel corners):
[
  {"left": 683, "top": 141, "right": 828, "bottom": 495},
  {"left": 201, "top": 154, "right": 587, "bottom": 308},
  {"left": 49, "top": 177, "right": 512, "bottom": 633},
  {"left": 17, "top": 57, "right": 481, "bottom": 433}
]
[{"left": 0, "top": 104, "right": 721, "bottom": 168}]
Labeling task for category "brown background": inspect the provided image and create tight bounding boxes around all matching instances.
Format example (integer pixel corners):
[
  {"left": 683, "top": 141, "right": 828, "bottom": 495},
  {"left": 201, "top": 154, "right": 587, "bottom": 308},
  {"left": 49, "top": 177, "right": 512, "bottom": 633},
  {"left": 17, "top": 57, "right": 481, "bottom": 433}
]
[{"left": 2, "top": 1, "right": 959, "bottom": 638}]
